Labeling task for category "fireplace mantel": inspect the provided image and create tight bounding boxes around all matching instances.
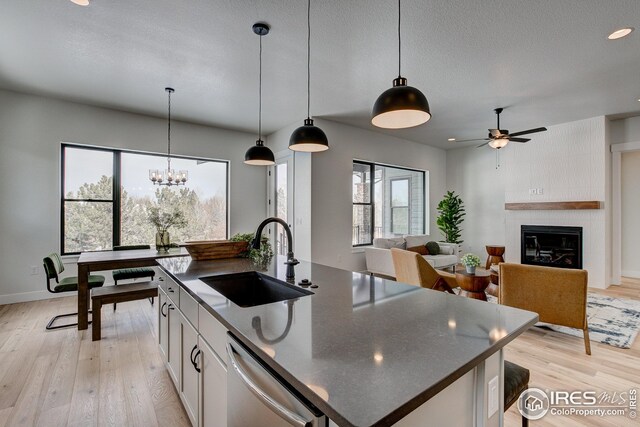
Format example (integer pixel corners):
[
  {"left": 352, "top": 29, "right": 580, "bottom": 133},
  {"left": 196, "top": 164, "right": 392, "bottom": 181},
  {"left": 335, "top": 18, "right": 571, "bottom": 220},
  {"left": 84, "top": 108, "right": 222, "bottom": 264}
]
[{"left": 505, "top": 201, "right": 603, "bottom": 210}]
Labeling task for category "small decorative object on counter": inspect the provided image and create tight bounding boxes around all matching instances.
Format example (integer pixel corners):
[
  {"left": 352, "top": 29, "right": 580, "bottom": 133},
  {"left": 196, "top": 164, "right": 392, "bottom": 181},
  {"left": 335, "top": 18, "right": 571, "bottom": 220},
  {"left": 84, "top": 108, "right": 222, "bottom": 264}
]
[
  {"left": 148, "top": 206, "right": 187, "bottom": 253},
  {"left": 461, "top": 253, "right": 481, "bottom": 275}
]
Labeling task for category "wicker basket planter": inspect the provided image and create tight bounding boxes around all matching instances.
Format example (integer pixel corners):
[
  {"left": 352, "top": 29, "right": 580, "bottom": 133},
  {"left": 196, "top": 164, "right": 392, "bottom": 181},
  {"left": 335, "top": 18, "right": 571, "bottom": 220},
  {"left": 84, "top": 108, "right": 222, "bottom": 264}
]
[{"left": 183, "top": 240, "right": 249, "bottom": 261}]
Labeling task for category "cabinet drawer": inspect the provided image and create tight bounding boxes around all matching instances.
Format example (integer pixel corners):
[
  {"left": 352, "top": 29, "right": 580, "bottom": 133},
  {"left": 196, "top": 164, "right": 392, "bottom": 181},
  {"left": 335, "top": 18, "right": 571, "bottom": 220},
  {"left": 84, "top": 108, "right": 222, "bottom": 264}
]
[
  {"left": 199, "top": 305, "right": 228, "bottom": 364},
  {"left": 179, "top": 287, "right": 198, "bottom": 329},
  {"left": 164, "top": 275, "right": 180, "bottom": 305}
]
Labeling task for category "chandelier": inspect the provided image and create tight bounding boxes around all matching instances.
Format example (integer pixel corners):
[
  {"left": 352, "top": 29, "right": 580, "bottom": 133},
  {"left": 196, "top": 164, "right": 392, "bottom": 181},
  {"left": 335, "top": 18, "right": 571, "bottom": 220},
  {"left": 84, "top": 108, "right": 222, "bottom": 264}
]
[{"left": 149, "top": 87, "right": 188, "bottom": 186}]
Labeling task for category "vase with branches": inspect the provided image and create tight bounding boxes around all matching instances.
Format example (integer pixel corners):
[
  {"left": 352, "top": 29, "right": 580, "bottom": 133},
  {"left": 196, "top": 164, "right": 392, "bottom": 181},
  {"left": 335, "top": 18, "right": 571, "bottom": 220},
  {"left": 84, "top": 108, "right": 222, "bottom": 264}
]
[
  {"left": 148, "top": 206, "right": 187, "bottom": 252},
  {"left": 436, "top": 191, "right": 466, "bottom": 245}
]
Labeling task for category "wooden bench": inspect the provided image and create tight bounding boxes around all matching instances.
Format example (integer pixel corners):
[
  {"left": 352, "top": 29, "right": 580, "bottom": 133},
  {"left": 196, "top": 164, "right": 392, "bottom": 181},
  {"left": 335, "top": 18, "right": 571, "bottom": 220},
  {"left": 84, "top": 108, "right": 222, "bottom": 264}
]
[{"left": 91, "top": 282, "right": 158, "bottom": 341}]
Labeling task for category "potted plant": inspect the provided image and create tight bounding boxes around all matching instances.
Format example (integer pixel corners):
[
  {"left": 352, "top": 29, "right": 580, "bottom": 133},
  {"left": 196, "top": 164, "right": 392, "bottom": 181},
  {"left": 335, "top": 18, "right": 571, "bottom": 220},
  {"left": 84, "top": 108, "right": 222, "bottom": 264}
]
[
  {"left": 148, "top": 206, "right": 187, "bottom": 253},
  {"left": 461, "top": 253, "right": 481, "bottom": 275},
  {"left": 230, "top": 233, "right": 274, "bottom": 268},
  {"left": 436, "top": 191, "right": 465, "bottom": 245}
]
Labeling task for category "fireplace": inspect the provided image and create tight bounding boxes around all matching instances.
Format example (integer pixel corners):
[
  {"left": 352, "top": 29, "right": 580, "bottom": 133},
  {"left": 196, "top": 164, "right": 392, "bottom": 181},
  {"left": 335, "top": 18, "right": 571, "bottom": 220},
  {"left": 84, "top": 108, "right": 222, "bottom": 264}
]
[{"left": 521, "top": 225, "right": 583, "bottom": 269}]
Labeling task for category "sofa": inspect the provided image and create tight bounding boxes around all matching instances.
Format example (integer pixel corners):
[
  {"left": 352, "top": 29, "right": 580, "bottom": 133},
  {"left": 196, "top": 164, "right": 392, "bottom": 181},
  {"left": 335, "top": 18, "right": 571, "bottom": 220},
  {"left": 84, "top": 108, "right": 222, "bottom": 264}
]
[{"left": 364, "top": 234, "right": 459, "bottom": 278}]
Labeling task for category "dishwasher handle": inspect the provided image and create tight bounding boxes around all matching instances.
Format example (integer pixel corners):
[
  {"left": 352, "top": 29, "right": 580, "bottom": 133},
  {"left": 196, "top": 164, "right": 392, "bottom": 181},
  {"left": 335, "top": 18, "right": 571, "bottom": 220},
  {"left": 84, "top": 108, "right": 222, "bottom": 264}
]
[{"left": 226, "top": 342, "right": 312, "bottom": 427}]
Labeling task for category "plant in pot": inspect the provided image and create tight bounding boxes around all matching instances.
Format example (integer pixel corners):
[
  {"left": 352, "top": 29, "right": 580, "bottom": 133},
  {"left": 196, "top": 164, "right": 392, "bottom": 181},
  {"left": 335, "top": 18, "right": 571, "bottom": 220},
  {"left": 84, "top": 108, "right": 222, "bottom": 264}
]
[
  {"left": 461, "top": 253, "right": 481, "bottom": 275},
  {"left": 148, "top": 206, "right": 187, "bottom": 253},
  {"left": 230, "top": 233, "right": 274, "bottom": 268},
  {"left": 436, "top": 191, "right": 465, "bottom": 246}
]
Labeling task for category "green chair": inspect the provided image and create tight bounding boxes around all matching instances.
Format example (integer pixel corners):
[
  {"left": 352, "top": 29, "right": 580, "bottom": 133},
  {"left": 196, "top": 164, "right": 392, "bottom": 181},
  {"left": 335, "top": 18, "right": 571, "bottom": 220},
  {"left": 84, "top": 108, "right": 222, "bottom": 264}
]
[
  {"left": 44, "top": 253, "right": 105, "bottom": 330},
  {"left": 112, "top": 245, "right": 156, "bottom": 310}
]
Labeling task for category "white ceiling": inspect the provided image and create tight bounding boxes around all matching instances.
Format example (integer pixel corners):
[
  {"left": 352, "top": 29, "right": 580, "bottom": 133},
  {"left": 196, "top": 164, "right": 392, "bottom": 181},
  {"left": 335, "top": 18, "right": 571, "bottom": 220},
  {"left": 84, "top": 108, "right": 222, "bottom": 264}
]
[{"left": 1, "top": 0, "right": 639, "bottom": 149}]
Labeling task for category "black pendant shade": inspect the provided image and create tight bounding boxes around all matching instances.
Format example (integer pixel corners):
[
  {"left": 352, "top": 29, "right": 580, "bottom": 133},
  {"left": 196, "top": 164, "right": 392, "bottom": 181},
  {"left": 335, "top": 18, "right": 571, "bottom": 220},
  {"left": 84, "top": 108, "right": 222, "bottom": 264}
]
[
  {"left": 289, "top": 118, "right": 329, "bottom": 152},
  {"left": 372, "top": 77, "right": 431, "bottom": 129},
  {"left": 244, "top": 139, "right": 275, "bottom": 165}
]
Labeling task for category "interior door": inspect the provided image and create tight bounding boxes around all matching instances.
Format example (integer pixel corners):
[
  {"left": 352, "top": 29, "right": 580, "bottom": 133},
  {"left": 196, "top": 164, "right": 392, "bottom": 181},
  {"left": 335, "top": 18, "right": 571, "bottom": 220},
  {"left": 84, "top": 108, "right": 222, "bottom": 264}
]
[{"left": 268, "top": 152, "right": 294, "bottom": 256}]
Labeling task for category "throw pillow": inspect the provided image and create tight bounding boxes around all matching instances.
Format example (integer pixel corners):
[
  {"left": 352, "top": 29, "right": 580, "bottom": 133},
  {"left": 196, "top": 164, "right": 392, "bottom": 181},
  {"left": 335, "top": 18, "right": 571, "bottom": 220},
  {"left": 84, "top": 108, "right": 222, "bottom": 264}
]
[
  {"left": 407, "top": 245, "right": 428, "bottom": 255},
  {"left": 389, "top": 238, "right": 407, "bottom": 250},
  {"left": 425, "top": 241, "right": 440, "bottom": 255}
]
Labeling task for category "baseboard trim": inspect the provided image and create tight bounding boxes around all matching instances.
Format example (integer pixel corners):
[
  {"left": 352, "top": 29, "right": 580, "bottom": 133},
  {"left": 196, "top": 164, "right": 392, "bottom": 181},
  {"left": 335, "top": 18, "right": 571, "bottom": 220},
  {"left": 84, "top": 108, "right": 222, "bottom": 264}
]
[
  {"left": 0, "top": 290, "right": 68, "bottom": 305},
  {"left": 622, "top": 270, "right": 640, "bottom": 279}
]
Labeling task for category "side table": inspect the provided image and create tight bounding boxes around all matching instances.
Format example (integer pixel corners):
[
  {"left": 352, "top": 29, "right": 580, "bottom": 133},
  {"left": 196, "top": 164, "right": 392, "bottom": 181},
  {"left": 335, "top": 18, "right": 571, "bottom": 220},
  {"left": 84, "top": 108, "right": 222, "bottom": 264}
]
[
  {"left": 485, "top": 245, "right": 505, "bottom": 269},
  {"left": 455, "top": 270, "right": 491, "bottom": 301}
]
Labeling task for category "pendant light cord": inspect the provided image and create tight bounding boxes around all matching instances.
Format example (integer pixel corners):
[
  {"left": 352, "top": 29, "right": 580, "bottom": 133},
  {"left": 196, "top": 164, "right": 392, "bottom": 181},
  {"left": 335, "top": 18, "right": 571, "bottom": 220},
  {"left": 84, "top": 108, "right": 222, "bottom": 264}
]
[
  {"left": 167, "top": 89, "right": 171, "bottom": 169},
  {"left": 398, "top": 0, "right": 401, "bottom": 77},
  {"left": 307, "top": 0, "right": 311, "bottom": 119},
  {"left": 259, "top": 34, "right": 263, "bottom": 141}
]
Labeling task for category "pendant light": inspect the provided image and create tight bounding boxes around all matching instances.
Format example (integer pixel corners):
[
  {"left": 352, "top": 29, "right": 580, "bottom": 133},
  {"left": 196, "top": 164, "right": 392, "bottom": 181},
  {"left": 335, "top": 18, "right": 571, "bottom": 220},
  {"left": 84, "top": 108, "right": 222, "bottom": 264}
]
[
  {"left": 289, "top": 0, "right": 329, "bottom": 152},
  {"left": 371, "top": 0, "right": 431, "bottom": 129},
  {"left": 149, "top": 88, "right": 188, "bottom": 186},
  {"left": 245, "top": 23, "right": 275, "bottom": 166}
]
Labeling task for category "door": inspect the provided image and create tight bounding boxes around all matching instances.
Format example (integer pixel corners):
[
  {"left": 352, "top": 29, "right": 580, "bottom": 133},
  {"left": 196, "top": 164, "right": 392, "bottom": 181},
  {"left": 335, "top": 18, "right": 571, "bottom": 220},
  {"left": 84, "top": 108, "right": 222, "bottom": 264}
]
[
  {"left": 199, "top": 336, "right": 227, "bottom": 427},
  {"left": 158, "top": 288, "right": 169, "bottom": 362},
  {"left": 181, "top": 313, "right": 200, "bottom": 427},
  {"left": 269, "top": 152, "right": 294, "bottom": 256}
]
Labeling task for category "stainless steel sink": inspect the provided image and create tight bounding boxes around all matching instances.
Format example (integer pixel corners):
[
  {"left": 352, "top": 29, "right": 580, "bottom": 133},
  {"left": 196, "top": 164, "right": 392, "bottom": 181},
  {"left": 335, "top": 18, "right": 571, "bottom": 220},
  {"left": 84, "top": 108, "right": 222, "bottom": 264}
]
[{"left": 199, "top": 271, "right": 313, "bottom": 308}]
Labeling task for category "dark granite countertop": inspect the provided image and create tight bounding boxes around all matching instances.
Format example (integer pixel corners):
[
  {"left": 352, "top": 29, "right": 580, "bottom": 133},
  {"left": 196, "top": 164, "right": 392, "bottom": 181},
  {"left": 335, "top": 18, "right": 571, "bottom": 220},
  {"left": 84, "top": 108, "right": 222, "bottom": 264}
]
[{"left": 157, "top": 255, "right": 538, "bottom": 427}]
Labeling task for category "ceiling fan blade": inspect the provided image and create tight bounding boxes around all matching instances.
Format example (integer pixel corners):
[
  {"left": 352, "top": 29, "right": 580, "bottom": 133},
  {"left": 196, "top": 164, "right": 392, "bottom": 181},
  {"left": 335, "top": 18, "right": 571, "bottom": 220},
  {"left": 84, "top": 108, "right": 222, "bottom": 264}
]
[
  {"left": 456, "top": 138, "right": 490, "bottom": 143},
  {"left": 476, "top": 142, "right": 490, "bottom": 148},
  {"left": 509, "top": 127, "right": 547, "bottom": 137},
  {"left": 508, "top": 137, "right": 530, "bottom": 143}
]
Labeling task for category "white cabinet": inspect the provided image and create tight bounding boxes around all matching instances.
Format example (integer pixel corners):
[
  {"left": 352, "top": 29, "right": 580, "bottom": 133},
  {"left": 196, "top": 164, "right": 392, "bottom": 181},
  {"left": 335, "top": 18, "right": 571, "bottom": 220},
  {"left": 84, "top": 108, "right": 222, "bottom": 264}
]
[
  {"left": 157, "top": 274, "right": 228, "bottom": 427},
  {"left": 167, "top": 299, "right": 181, "bottom": 386},
  {"left": 181, "top": 311, "right": 200, "bottom": 427},
  {"left": 158, "top": 288, "right": 169, "bottom": 362},
  {"left": 199, "top": 337, "right": 227, "bottom": 427}
]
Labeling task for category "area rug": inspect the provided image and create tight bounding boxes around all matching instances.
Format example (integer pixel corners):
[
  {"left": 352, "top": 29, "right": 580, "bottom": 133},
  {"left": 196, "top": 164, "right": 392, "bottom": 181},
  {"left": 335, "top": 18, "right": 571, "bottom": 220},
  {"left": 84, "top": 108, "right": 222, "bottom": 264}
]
[{"left": 487, "top": 293, "right": 640, "bottom": 349}]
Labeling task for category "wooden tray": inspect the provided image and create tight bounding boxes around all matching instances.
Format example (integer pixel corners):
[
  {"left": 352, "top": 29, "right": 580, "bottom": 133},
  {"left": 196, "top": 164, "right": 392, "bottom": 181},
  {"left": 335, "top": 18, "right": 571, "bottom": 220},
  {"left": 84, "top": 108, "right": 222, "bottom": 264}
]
[{"left": 183, "top": 240, "right": 248, "bottom": 260}]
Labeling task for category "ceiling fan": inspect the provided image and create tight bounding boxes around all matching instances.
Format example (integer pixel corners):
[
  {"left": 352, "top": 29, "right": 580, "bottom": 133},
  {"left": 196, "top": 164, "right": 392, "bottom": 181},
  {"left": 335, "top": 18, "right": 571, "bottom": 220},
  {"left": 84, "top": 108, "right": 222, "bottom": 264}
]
[{"left": 456, "top": 108, "right": 547, "bottom": 149}]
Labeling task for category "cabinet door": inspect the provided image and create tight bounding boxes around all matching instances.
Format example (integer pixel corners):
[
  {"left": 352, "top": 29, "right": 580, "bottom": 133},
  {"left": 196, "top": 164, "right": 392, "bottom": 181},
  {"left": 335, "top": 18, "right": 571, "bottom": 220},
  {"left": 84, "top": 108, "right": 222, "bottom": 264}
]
[
  {"left": 181, "top": 313, "right": 200, "bottom": 427},
  {"left": 167, "top": 301, "right": 181, "bottom": 387},
  {"left": 199, "top": 337, "right": 227, "bottom": 427},
  {"left": 158, "top": 289, "right": 169, "bottom": 362}
]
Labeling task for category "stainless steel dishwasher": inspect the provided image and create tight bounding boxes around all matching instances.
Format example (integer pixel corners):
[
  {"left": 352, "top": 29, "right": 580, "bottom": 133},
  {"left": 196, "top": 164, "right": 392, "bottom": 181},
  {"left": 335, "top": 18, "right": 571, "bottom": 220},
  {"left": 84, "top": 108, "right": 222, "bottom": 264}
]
[{"left": 226, "top": 333, "right": 328, "bottom": 427}]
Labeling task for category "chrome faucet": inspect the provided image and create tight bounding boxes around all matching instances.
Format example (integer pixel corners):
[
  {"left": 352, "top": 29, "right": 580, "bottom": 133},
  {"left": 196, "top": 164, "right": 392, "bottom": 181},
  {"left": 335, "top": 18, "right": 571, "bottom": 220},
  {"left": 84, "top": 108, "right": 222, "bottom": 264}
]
[{"left": 252, "top": 217, "right": 299, "bottom": 279}]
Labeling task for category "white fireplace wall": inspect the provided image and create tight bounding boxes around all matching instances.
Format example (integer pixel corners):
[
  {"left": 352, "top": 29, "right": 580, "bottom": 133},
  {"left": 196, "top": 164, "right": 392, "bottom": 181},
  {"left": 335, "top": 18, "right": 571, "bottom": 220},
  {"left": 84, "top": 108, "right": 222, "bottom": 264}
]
[{"left": 501, "top": 116, "right": 609, "bottom": 288}]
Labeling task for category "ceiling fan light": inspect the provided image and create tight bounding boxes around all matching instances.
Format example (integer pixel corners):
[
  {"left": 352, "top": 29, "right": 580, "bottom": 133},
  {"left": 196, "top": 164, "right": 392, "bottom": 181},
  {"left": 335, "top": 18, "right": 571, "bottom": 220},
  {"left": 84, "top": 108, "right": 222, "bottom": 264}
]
[
  {"left": 372, "top": 78, "right": 431, "bottom": 129},
  {"left": 489, "top": 138, "right": 509, "bottom": 149},
  {"left": 70, "top": 0, "right": 90, "bottom": 5},
  {"left": 244, "top": 140, "right": 275, "bottom": 165},
  {"left": 289, "top": 118, "right": 329, "bottom": 152}
]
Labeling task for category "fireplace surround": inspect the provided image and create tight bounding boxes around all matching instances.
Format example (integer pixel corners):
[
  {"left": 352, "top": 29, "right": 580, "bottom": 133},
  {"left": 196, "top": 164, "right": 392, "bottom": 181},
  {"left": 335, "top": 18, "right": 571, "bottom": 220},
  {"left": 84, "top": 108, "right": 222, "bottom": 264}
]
[{"left": 521, "top": 225, "right": 583, "bottom": 269}]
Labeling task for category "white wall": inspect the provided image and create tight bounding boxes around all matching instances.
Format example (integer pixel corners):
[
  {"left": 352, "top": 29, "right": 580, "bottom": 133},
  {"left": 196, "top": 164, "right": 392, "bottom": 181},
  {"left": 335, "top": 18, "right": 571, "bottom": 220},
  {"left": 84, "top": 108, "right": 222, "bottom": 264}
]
[
  {"left": 446, "top": 146, "right": 505, "bottom": 256},
  {"left": 621, "top": 151, "right": 640, "bottom": 278},
  {"left": 611, "top": 116, "right": 640, "bottom": 144},
  {"left": 446, "top": 116, "right": 611, "bottom": 288},
  {"left": 0, "top": 89, "right": 267, "bottom": 304},
  {"left": 299, "top": 119, "right": 447, "bottom": 272}
]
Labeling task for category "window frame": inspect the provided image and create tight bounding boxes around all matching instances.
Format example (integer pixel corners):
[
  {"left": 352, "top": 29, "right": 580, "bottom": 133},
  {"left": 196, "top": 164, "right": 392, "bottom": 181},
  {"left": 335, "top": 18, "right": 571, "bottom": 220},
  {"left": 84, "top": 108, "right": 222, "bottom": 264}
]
[
  {"left": 60, "top": 143, "right": 230, "bottom": 255},
  {"left": 352, "top": 160, "right": 426, "bottom": 247}
]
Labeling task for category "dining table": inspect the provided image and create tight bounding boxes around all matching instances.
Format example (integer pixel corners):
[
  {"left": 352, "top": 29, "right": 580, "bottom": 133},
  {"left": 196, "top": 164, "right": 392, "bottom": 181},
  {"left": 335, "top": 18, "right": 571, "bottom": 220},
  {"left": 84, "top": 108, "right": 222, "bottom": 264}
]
[{"left": 76, "top": 247, "right": 189, "bottom": 330}]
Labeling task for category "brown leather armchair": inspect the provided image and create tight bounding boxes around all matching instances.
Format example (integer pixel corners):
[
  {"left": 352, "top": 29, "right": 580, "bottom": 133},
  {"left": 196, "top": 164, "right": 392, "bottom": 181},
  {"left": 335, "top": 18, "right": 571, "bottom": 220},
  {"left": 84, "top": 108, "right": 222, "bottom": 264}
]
[
  {"left": 499, "top": 263, "right": 591, "bottom": 355},
  {"left": 390, "top": 248, "right": 457, "bottom": 293}
]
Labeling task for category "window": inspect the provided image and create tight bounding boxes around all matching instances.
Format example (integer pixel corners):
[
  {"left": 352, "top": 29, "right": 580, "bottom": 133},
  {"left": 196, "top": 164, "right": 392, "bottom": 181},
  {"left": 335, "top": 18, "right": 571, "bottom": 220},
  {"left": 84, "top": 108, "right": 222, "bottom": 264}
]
[
  {"left": 352, "top": 161, "right": 425, "bottom": 246},
  {"left": 61, "top": 144, "right": 229, "bottom": 254}
]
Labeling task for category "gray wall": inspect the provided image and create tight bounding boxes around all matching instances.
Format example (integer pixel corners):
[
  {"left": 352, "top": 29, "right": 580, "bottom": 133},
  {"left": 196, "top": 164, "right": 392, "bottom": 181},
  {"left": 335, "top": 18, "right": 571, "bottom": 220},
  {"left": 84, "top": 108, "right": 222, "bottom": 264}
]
[{"left": 0, "top": 89, "right": 267, "bottom": 303}]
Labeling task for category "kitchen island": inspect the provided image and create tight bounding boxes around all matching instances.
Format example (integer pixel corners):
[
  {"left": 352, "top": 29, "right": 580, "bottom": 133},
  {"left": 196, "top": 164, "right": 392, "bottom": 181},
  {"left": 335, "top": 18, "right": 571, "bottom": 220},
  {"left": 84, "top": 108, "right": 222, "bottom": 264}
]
[{"left": 156, "top": 255, "right": 538, "bottom": 427}]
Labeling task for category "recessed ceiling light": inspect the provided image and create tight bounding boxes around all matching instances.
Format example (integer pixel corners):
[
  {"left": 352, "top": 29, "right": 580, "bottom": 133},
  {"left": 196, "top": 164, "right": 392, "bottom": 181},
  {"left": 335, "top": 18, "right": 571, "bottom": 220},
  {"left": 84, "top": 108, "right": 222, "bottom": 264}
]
[
  {"left": 448, "top": 138, "right": 456, "bottom": 142},
  {"left": 608, "top": 27, "right": 634, "bottom": 40},
  {"left": 70, "top": 0, "right": 89, "bottom": 5}
]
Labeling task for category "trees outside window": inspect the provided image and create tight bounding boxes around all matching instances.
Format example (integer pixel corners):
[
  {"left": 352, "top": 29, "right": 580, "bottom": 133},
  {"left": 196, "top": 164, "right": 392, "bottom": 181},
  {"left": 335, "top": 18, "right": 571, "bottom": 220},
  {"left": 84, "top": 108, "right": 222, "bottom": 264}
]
[{"left": 62, "top": 144, "right": 228, "bottom": 254}]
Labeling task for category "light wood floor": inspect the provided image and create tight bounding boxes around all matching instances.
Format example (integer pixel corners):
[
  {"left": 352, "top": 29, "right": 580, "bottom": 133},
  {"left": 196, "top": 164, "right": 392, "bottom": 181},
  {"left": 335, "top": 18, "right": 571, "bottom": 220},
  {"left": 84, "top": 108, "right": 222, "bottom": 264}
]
[
  {"left": 0, "top": 295, "right": 189, "bottom": 427},
  {"left": 504, "top": 277, "right": 640, "bottom": 427},
  {"left": 0, "top": 279, "right": 638, "bottom": 427}
]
